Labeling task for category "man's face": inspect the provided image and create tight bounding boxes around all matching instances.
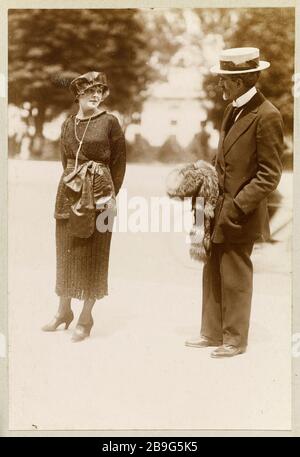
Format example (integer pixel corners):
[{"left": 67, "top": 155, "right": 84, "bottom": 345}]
[{"left": 218, "top": 75, "right": 243, "bottom": 101}]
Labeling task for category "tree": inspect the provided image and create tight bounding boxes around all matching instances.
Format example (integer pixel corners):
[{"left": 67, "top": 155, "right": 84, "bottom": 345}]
[
  {"left": 8, "top": 9, "right": 163, "bottom": 155},
  {"left": 198, "top": 8, "right": 295, "bottom": 135}
]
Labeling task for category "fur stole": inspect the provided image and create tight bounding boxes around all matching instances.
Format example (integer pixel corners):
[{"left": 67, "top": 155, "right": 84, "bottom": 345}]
[{"left": 167, "top": 160, "right": 219, "bottom": 262}]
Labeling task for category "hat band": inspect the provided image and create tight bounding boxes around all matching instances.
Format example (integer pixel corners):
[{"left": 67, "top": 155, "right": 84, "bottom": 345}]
[
  {"left": 220, "top": 57, "right": 259, "bottom": 71},
  {"left": 77, "top": 82, "right": 107, "bottom": 92},
  {"left": 74, "top": 82, "right": 108, "bottom": 99}
]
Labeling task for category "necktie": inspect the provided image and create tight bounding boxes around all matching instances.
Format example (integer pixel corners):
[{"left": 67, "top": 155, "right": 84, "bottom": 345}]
[{"left": 225, "top": 106, "right": 243, "bottom": 134}]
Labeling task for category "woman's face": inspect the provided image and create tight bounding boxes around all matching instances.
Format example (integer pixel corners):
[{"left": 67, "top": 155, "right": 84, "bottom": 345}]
[{"left": 78, "top": 85, "right": 105, "bottom": 111}]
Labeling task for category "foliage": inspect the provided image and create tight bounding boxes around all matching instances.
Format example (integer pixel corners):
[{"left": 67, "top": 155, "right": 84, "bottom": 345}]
[{"left": 9, "top": 9, "right": 182, "bottom": 155}]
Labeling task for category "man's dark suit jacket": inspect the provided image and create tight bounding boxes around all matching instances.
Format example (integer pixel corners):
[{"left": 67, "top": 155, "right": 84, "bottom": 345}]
[{"left": 212, "top": 90, "right": 284, "bottom": 244}]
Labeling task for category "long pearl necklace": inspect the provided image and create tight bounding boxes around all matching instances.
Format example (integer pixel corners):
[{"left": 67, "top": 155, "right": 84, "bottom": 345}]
[
  {"left": 74, "top": 115, "right": 93, "bottom": 144},
  {"left": 73, "top": 116, "right": 92, "bottom": 171}
]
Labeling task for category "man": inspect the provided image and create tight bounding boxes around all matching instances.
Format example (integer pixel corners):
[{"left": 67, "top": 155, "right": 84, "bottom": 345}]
[
  {"left": 186, "top": 47, "right": 284, "bottom": 357},
  {"left": 188, "top": 120, "right": 212, "bottom": 162}
]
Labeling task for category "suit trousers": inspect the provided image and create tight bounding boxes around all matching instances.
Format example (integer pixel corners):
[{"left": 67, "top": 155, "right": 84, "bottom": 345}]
[{"left": 201, "top": 241, "right": 254, "bottom": 348}]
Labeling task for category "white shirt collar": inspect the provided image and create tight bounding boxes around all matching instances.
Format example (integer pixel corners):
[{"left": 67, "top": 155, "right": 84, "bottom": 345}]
[{"left": 233, "top": 86, "right": 257, "bottom": 108}]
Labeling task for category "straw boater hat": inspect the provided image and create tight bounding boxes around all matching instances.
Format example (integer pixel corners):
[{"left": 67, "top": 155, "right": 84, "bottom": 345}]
[
  {"left": 69, "top": 71, "right": 110, "bottom": 100},
  {"left": 210, "top": 47, "right": 270, "bottom": 74}
]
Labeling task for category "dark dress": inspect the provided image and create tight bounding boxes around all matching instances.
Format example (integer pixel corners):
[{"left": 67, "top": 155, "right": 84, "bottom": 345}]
[{"left": 54, "top": 111, "right": 126, "bottom": 300}]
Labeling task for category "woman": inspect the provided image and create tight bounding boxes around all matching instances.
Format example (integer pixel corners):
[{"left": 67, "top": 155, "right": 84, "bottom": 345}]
[{"left": 42, "top": 71, "right": 126, "bottom": 342}]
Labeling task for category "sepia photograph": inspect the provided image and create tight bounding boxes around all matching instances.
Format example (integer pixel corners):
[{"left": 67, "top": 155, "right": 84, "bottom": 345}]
[{"left": 3, "top": 1, "right": 297, "bottom": 433}]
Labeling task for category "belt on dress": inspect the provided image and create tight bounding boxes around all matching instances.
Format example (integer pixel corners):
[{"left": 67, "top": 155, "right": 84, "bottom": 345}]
[{"left": 66, "top": 158, "right": 108, "bottom": 168}]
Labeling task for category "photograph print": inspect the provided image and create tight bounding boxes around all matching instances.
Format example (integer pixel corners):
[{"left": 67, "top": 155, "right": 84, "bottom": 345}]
[{"left": 7, "top": 6, "right": 294, "bottom": 431}]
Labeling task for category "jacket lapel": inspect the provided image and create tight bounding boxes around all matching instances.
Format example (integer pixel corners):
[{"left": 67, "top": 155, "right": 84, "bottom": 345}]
[
  {"left": 216, "top": 104, "right": 233, "bottom": 167},
  {"left": 223, "top": 91, "right": 266, "bottom": 155}
]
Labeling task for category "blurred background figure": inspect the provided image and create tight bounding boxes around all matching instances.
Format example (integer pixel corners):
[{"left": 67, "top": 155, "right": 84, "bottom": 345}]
[{"left": 187, "top": 120, "right": 213, "bottom": 162}]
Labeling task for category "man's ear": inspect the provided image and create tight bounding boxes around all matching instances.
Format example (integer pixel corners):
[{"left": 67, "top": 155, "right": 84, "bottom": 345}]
[{"left": 236, "top": 77, "right": 244, "bottom": 89}]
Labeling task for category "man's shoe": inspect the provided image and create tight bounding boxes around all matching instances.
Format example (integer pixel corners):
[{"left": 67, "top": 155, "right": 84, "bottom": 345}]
[
  {"left": 210, "top": 344, "right": 245, "bottom": 358},
  {"left": 185, "top": 335, "right": 222, "bottom": 348}
]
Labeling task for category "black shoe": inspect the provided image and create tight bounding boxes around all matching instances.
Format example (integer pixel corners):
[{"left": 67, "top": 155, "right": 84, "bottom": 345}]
[
  {"left": 210, "top": 344, "right": 245, "bottom": 358},
  {"left": 185, "top": 335, "right": 222, "bottom": 348}
]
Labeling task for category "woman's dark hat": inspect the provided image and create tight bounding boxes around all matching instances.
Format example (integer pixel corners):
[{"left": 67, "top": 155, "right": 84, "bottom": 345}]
[{"left": 70, "top": 71, "right": 109, "bottom": 99}]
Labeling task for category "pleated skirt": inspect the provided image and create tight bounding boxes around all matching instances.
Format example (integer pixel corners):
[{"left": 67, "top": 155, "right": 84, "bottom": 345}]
[{"left": 55, "top": 218, "right": 112, "bottom": 300}]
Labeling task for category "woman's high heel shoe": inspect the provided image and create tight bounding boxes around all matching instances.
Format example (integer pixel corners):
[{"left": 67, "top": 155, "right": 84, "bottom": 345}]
[
  {"left": 71, "top": 317, "right": 94, "bottom": 342},
  {"left": 42, "top": 310, "right": 74, "bottom": 332}
]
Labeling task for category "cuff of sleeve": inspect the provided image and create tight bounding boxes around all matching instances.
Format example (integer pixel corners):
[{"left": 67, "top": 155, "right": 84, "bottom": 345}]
[{"left": 233, "top": 197, "right": 247, "bottom": 215}]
